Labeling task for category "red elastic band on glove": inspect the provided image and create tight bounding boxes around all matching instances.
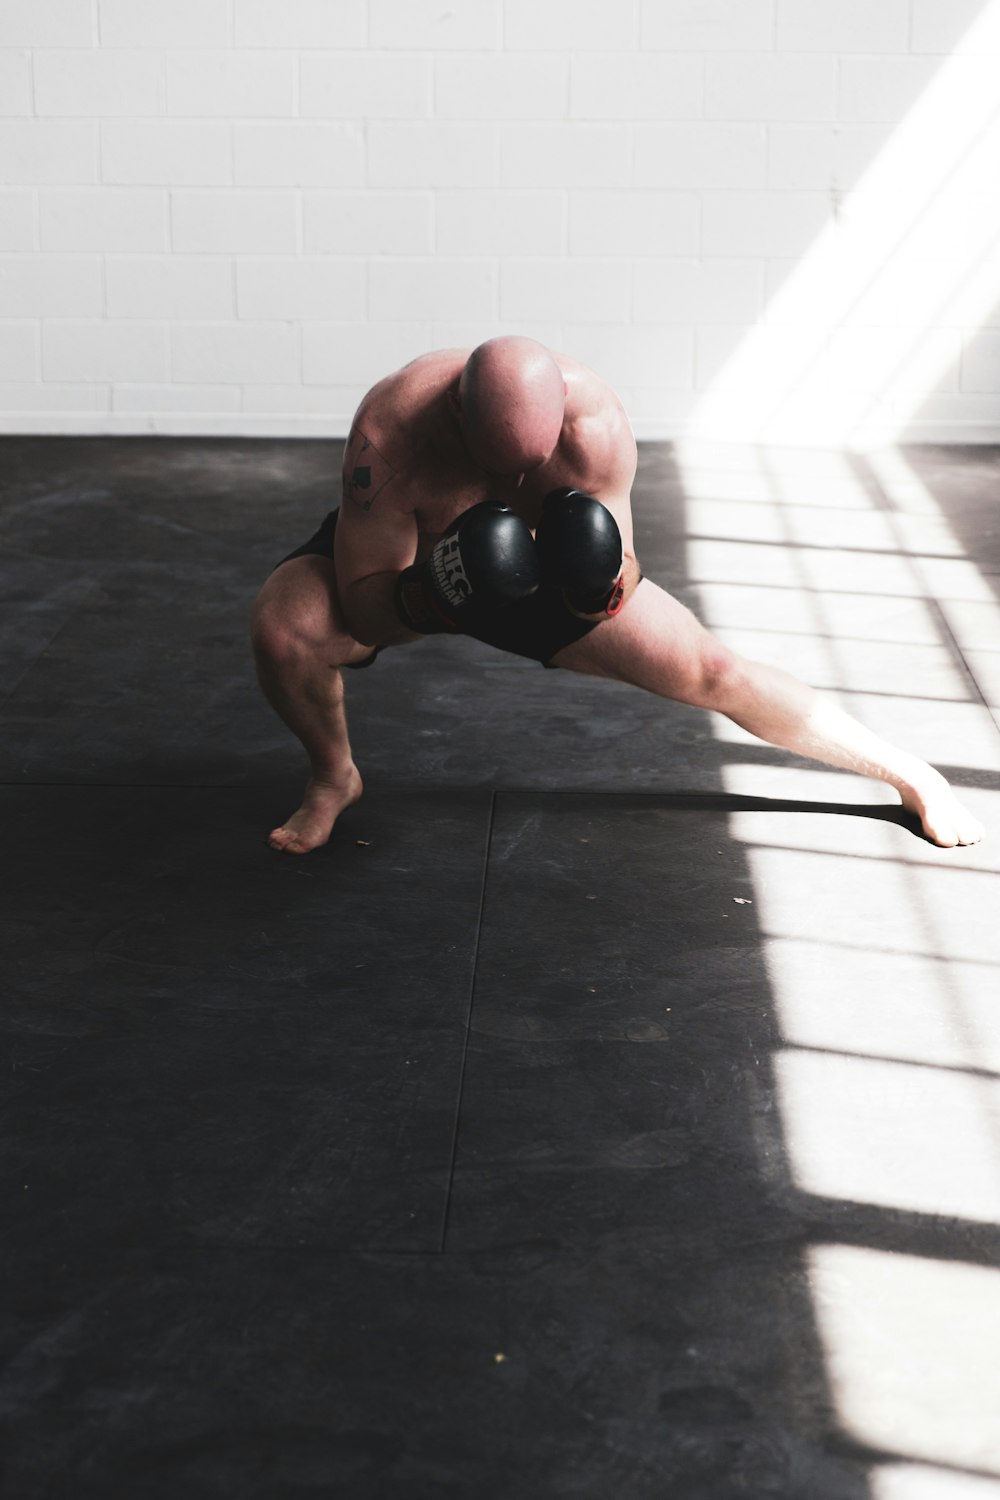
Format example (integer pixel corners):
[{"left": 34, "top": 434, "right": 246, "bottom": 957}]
[{"left": 604, "top": 574, "right": 626, "bottom": 617}]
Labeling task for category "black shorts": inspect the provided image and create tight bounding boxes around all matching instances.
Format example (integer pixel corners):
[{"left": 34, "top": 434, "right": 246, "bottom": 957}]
[
  {"left": 462, "top": 588, "right": 600, "bottom": 667},
  {"left": 272, "top": 507, "right": 607, "bottom": 670},
  {"left": 273, "top": 508, "right": 340, "bottom": 571}
]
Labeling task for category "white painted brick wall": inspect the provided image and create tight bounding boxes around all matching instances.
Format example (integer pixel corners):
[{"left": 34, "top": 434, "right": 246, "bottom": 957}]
[
  {"left": 167, "top": 54, "right": 296, "bottom": 118},
  {"left": 305, "top": 192, "right": 433, "bottom": 254},
  {"left": 766, "top": 125, "right": 888, "bottom": 190},
  {"left": 911, "top": 0, "right": 990, "bottom": 51},
  {"left": 42, "top": 322, "right": 167, "bottom": 382},
  {"left": 775, "top": 0, "right": 911, "bottom": 54},
  {"left": 705, "top": 55, "right": 837, "bottom": 121},
  {"left": 639, "top": 2, "right": 773, "bottom": 54},
  {"left": 302, "top": 321, "right": 431, "bottom": 387},
  {"left": 300, "top": 55, "right": 432, "bottom": 119},
  {"left": 100, "top": 0, "right": 231, "bottom": 50},
  {"left": 106, "top": 258, "right": 235, "bottom": 320},
  {"left": 501, "top": 259, "right": 630, "bottom": 324},
  {"left": 963, "top": 330, "right": 1000, "bottom": 394},
  {"left": 0, "top": 121, "right": 97, "bottom": 183},
  {"left": 437, "top": 55, "right": 568, "bottom": 121},
  {"left": 436, "top": 191, "right": 564, "bottom": 256},
  {"left": 634, "top": 126, "right": 767, "bottom": 190},
  {"left": 370, "top": 259, "right": 498, "bottom": 322},
  {"left": 371, "top": 0, "right": 500, "bottom": 52},
  {"left": 632, "top": 260, "right": 764, "bottom": 325},
  {"left": 171, "top": 193, "right": 296, "bottom": 254},
  {"left": 369, "top": 123, "right": 496, "bottom": 188},
  {"left": 569, "top": 54, "right": 702, "bottom": 121},
  {"left": 1, "top": 382, "right": 107, "bottom": 411},
  {"left": 0, "top": 0, "right": 997, "bottom": 440},
  {"left": 237, "top": 257, "right": 365, "bottom": 320},
  {"left": 236, "top": 0, "right": 368, "bottom": 51},
  {"left": 838, "top": 56, "right": 942, "bottom": 123},
  {"left": 0, "top": 191, "right": 35, "bottom": 249},
  {"left": 0, "top": 1, "right": 93, "bottom": 49},
  {"left": 702, "top": 191, "right": 830, "bottom": 258},
  {"left": 505, "top": 0, "right": 635, "bottom": 52},
  {"left": 101, "top": 122, "right": 232, "bottom": 187},
  {"left": 233, "top": 123, "right": 365, "bottom": 187},
  {"left": 500, "top": 125, "right": 630, "bottom": 188},
  {"left": 172, "top": 323, "right": 299, "bottom": 384},
  {"left": 0, "top": 49, "right": 32, "bottom": 112},
  {"left": 0, "top": 323, "right": 39, "bottom": 379},
  {"left": 34, "top": 50, "right": 166, "bottom": 116},
  {"left": 114, "top": 384, "right": 240, "bottom": 413},
  {"left": 568, "top": 192, "right": 699, "bottom": 257},
  {"left": 563, "top": 323, "right": 693, "bottom": 389},
  {"left": 39, "top": 190, "right": 167, "bottom": 251},
  {"left": 0, "top": 256, "right": 103, "bottom": 316}
]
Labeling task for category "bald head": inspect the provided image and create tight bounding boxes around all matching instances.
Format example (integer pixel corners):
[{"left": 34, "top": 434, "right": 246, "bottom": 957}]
[{"left": 458, "top": 336, "right": 566, "bottom": 475}]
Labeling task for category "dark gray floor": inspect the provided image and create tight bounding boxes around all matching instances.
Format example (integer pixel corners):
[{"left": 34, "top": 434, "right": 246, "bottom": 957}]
[{"left": 2, "top": 438, "right": 999, "bottom": 1498}]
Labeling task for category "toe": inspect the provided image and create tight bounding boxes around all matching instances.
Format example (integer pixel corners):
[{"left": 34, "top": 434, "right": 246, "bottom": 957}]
[{"left": 271, "top": 824, "right": 315, "bottom": 854}]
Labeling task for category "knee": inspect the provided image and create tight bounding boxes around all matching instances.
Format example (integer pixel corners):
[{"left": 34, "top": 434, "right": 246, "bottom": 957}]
[
  {"left": 691, "top": 640, "right": 743, "bottom": 709},
  {"left": 250, "top": 584, "right": 353, "bottom": 670},
  {"left": 250, "top": 599, "right": 300, "bottom": 668}
]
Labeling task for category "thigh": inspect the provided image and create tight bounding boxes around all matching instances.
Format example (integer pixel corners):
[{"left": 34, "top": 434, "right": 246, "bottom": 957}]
[
  {"left": 253, "top": 554, "right": 381, "bottom": 667},
  {"left": 548, "top": 577, "right": 728, "bottom": 703}
]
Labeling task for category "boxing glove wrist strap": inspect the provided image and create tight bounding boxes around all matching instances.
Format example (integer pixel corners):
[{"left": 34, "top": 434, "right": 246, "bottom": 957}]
[
  {"left": 565, "top": 568, "right": 625, "bottom": 617},
  {"left": 396, "top": 569, "right": 456, "bottom": 634}
]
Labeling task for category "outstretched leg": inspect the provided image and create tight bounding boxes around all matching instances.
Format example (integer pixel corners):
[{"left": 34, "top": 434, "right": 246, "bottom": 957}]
[
  {"left": 251, "top": 555, "right": 376, "bottom": 854},
  {"left": 552, "top": 578, "right": 984, "bottom": 849}
]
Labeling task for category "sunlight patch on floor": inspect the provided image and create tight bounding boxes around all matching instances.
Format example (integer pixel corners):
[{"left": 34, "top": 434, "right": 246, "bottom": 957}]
[{"left": 810, "top": 1246, "right": 1000, "bottom": 1475}]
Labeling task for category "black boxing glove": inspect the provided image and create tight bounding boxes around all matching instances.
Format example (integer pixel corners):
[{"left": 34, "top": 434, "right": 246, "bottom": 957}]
[
  {"left": 534, "top": 488, "right": 625, "bottom": 616},
  {"left": 396, "top": 501, "right": 540, "bottom": 635}
]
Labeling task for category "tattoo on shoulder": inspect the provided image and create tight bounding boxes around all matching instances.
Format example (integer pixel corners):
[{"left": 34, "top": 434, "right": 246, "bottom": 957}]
[{"left": 344, "top": 429, "right": 396, "bottom": 513}]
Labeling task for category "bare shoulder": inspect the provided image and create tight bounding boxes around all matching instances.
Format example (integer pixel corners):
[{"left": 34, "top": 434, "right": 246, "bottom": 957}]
[
  {"left": 342, "top": 348, "right": 468, "bottom": 515},
  {"left": 555, "top": 352, "right": 637, "bottom": 493}
]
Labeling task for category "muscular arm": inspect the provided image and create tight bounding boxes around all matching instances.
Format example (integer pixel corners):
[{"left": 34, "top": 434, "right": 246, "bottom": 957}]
[
  {"left": 339, "top": 567, "right": 420, "bottom": 649},
  {"left": 551, "top": 380, "right": 643, "bottom": 620},
  {"left": 335, "top": 426, "right": 421, "bottom": 648}
]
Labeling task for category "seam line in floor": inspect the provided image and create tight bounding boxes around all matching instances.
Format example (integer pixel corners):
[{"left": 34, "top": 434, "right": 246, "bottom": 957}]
[{"left": 438, "top": 788, "right": 496, "bottom": 1255}]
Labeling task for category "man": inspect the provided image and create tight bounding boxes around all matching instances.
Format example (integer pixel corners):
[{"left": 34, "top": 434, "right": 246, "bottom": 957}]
[{"left": 251, "top": 336, "right": 983, "bottom": 854}]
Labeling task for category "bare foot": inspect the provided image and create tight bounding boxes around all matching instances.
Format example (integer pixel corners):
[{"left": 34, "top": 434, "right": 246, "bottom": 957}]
[
  {"left": 267, "top": 766, "right": 363, "bottom": 854},
  {"left": 900, "top": 771, "right": 984, "bottom": 848}
]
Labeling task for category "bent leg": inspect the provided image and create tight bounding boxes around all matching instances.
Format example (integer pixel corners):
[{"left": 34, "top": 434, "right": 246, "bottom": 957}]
[
  {"left": 251, "top": 555, "right": 378, "bottom": 854},
  {"left": 552, "top": 578, "right": 983, "bottom": 848}
]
